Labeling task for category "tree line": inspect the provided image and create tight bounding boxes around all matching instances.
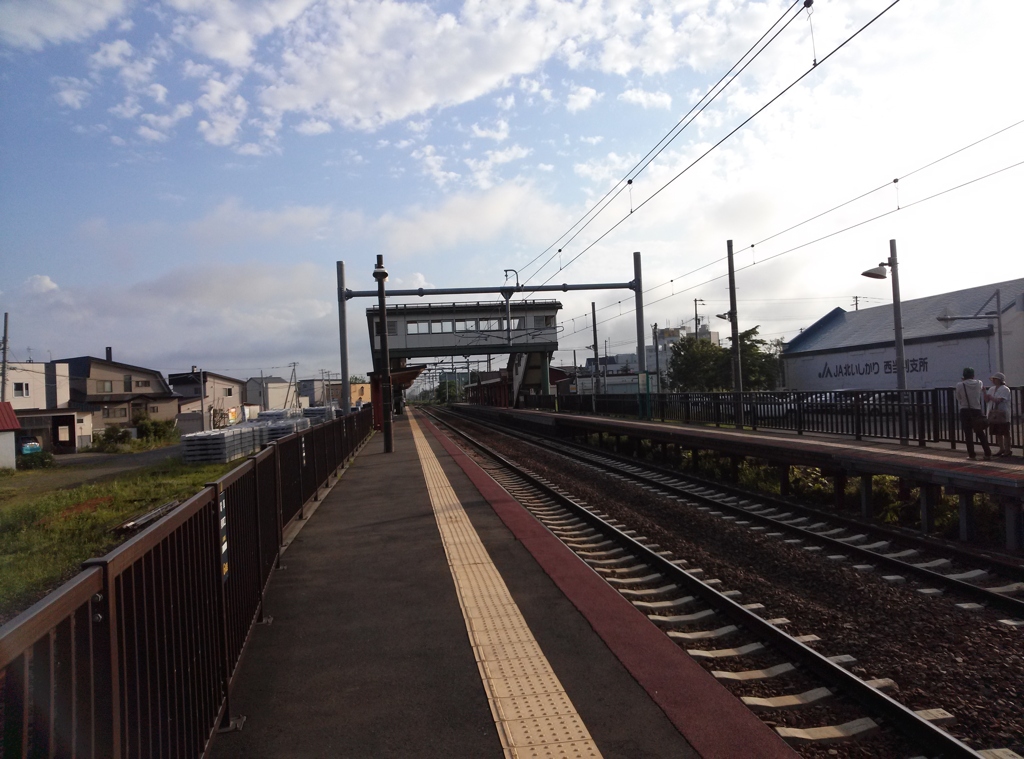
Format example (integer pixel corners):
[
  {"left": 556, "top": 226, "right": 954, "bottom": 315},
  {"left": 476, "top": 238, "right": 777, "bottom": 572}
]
[{"left": 666, "top": 327, "right": 784, "bottom": 392}]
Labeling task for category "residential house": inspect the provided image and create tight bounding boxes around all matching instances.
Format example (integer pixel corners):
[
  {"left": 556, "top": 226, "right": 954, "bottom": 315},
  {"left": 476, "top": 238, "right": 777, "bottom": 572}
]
[
  {"left": 1, "top": 361, "right": 70, "bottom": 410},
  {"left": 168, "top": 369, "right": 246, "bottom": 432},
  {"left": 244, "top": 376, "right": 306, "bottom": 411},
  {"left": 61, "top": 351, "right": 179, "bottom": 439},
  {"left": 0, "top": 402, "right": 20, "bottom": 469},
  {"left": 3, "top": 361, "right": 90, "bottom": 452}
]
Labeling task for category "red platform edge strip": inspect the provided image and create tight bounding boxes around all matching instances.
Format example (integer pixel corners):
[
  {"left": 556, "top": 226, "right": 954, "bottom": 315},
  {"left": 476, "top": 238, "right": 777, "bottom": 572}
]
[{"left": 418, "top": 413, "right": 796, "bottom": 759}]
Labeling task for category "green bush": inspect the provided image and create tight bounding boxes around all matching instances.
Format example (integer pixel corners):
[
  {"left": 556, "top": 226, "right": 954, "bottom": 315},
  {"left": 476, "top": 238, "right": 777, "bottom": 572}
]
[
  {"left": 132, "top": 413, "right": 178, "bottom": 442},
  {"left": 91, "top": 426, "right": 132, "bottom": 453},
  {"left": 16, "top": 451, "right": 55, "bottom": 470}
]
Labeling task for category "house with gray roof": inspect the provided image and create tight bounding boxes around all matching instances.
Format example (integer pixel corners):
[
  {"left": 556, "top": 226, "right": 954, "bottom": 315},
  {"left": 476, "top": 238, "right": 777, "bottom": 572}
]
[{"left": 782, "top": 278, "right": 1023, "bottom": 391}]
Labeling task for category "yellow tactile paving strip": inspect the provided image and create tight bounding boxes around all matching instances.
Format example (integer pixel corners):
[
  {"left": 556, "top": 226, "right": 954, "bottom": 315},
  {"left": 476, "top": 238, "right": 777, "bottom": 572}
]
[{"left": 410, "top": 414, "right": 602, "bottom": 759}]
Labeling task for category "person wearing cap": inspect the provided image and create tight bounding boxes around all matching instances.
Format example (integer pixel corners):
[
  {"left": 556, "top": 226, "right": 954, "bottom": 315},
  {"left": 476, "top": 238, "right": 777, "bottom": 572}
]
[
  {"left": 954, "top": 367, "right": 992, "bottom": 460},
  {"left": 985, "top": 372, "right": 1012, "bottom": 457}
]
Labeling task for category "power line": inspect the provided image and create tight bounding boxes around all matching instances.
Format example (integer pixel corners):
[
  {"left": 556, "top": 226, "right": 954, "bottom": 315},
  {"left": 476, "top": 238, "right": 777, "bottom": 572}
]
[
  {"left": 527, "top": 0, "right": 906, "bottom": 296},
  {"left": 554, "top": 115, "right": 1024, "bottom": 334},
  {"left": 516, "top": 0, "right": 806, "bottom": 288},
  {"left": 555, "top": 156, "right": 1024, "bottom": 342}
]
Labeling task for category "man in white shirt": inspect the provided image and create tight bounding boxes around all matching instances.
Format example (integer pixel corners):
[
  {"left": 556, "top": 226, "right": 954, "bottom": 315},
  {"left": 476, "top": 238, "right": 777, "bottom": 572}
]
[{"left": 954, "top": 367, "right": 992, "bottom": 460}]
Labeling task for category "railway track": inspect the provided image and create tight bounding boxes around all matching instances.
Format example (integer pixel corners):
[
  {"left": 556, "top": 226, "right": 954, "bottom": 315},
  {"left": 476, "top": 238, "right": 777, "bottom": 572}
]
[
  {"left": 443, "top": 407, "right": 1024, "bottom": 624},
  {"left": 424, "top": 407, "right": 1023, "bottom": 757}
]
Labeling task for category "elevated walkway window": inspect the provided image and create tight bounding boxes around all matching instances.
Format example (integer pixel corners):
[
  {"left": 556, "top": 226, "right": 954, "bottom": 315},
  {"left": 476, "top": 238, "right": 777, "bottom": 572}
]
[
  {"left": 455, "top": 318, "right": 477, "bottom": 332},
  {"left": 408, "top": 321, "right": 428, "bottom": 335},
  {"left": 431, "top": 320, "right": 453, "bottom": 333}
]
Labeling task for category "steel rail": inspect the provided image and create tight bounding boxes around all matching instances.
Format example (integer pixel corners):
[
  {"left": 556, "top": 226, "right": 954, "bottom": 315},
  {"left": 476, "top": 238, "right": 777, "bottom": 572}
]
[
  {"left": 426, "top": 409, "right": 985, "bottom": 759},
  {"left": 449, "top": 407, "right": 1024, "bottom": 618}
]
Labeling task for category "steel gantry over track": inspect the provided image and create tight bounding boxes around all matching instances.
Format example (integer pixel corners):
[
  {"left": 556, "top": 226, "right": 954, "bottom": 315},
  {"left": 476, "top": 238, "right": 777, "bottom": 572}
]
[{"left": 336, "top": 251, "right": 650, "bottom": 417}]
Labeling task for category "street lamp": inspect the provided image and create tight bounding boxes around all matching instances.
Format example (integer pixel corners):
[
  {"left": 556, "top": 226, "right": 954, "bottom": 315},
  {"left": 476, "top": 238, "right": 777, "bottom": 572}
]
[
  {"left": 372, "top": 255, "right": 394, "bottom": 453},
  {"left": 861, "top": 239, "right": 908, "bottom": 443}
]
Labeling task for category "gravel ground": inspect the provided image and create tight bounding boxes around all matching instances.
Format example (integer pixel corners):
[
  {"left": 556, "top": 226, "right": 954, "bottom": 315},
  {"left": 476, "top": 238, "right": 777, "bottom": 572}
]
[{"left": 452, "top": 420, "right": 1024, "bottom": 758}]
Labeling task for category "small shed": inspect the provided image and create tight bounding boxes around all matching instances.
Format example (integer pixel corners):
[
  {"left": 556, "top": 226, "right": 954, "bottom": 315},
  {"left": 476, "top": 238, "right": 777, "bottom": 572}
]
[{"left": 0, "top": 401, "right": 21, "bottom": 469}]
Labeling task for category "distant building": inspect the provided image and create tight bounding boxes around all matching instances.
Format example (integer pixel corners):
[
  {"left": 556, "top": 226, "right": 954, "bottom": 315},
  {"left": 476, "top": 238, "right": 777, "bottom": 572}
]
[
  {"left": 0, "top": 402, "right": 20, "bottom": 469},
  {"left": 168, "top": 369, "right": 246, "bottom": 432},
  {"left": 244, "top": 376, "right": 307, "bottom": 411},
  {"left": 52, "top": 351, "right": 177, "bottom": 448},
  {"left": 782, "top": 278, "right": 1023, "bottom": 391},
  {"left": 1, "top": 361, "right": 70, "bottom": 411}
]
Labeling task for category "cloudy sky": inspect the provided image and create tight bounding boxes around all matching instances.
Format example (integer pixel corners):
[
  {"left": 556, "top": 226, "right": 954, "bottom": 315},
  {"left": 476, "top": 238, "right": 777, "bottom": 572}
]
[{"left": 1, "top": 0, "right": 1021, "bottom": 386}]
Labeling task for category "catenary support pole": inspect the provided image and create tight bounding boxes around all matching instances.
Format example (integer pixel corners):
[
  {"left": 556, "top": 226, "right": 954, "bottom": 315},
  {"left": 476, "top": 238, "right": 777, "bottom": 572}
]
[
  {"left": 889, "top": 240, "right": 908, "bottom": 445},
  {"left": 726, "top": 240, "right": 743, "bottom": 428},
  {"left": 591, "top": 302, "right": 599, "bottom": 403},
  {"left": 633, "top": 251, "right": 648, "bottom": 419},
  {"left": 337, "top": 261, "right": 351, "bottom": 417}
]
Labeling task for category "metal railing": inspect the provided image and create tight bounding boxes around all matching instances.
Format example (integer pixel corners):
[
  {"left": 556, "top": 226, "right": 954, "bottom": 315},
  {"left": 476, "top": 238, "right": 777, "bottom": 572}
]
[
  {"left": 527, "top": 388, "right": 1022, "bottom": 451},
  {"left": 0, "top": 407, "right": 373, "bottom": 758}
]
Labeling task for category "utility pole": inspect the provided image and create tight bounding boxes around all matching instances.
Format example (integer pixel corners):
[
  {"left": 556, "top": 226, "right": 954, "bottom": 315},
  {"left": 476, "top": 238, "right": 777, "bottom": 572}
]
[
  {"left": 0, "top": 313, "right": 8, "bottom": 402},
  {"left": 192, "top": 366, "right": 206, "bottom": 431},
  {"left": 693, "top": 299, "right": 704, "bottom": 339}
]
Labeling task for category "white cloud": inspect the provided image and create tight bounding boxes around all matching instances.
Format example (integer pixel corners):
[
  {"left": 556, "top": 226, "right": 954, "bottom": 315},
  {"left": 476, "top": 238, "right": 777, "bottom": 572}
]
[
  {"left": 411, "top": 145, "right": 459, "bottom": 188},
  {"left": 471, "top": 119, "right": 509, "bottom": 141},
  {"left": 295, "top": 118, "right": 332, "bottom": 135},
  {"left": 573, "top": 151, "right": 634, "bottom": 185},
  {"left": 196, "top": 74, "right": 247, "bottom": 146},
  {"left": 168, "top": 0, "right": 314, "bottom": 69},
  {"left": 619, "top": 88, "right": 671, "bottom": 110},
  {"left": 140, "top": 103, "right": 194, "bottom": 137},
  {"left": 377, "top": 182, "right": 562, "bottom": 257},
  {"left": 566, "top": 85, "right": 601, "bottom": 113},
  {"left": 51, "top": 77, "right": 92, "bottom": 109},
  {"left": 89, "top": 38, "right": 133, "bottom": 69},
  {"left": 187, "top": 198, "right": 334, "bottom": 246},
  {"left": 407, "top": 119, "right": 431, "bottom": 134},
  {"left": 495, "top": 94, "right": 515, "bottom": 110},
  {"left": 109, "top": 97, "right": 142, "bottom": 118},
  {"left": 137, "top": 125, "right": 168, "bottom": 142},
  {"left": 465, "top": 144, "right": 531, "bottom": 189},
  {"left": 580, "top": 135, "right": 603, "bottom": 145},
  {"left": 182, "top": 59, "right": 214, "bottom": 78},
  {"left": 148, "top": 84, "right": 169, "bottom": 104},
  {"left": 25, "top": 274, "right": 59, "bottom": 293},
  {"left": 0, "top": 0, "right": 129, "bottom": 50}
]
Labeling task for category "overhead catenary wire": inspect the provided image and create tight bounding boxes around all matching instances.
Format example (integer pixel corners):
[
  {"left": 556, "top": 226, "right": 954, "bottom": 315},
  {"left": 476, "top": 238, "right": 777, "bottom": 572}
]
[
  {"left": 536, "top": 0, "right": 906, "bottom": 294},
  {"left": 553, "top": 115, "right": 1024, "bottom": 338},
  {"left": 556, "top": 155, "right": 1024, "bottom": 347},
  {"left": 515, "top": 0, "right": 806, "bottom": 288}
]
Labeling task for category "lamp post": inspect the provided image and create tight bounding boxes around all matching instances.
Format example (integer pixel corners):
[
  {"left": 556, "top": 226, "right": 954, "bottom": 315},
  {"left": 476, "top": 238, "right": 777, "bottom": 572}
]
[
  {"left": 861, "top": 239, "right": 908, "bottom": 444},
  {"left": 373, "top": 255, "right": 394, "bottom": 453}
]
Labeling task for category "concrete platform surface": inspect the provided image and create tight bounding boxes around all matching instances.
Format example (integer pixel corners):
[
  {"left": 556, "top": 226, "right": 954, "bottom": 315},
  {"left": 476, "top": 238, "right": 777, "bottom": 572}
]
[{"left": 208, "top": 411, "right": 794, "bottom": 758}]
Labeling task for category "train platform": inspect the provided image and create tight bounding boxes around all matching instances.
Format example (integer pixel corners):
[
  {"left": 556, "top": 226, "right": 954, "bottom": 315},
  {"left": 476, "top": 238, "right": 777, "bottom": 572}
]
[
  {"left": 207, "top": 410, "right": 795, "bottom": 759},
  {"left": 474, "top": 407, "right": 1024, "bottom": 496}
]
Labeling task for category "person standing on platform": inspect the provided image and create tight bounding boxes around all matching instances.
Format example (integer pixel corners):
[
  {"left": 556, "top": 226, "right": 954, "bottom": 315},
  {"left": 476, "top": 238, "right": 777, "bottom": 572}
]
[
  {"left": 955, "top": 367, "right": 992, "bottom": 460},
  {"left": 986, "top": 372, "right": 1012, "bottom": 458}
]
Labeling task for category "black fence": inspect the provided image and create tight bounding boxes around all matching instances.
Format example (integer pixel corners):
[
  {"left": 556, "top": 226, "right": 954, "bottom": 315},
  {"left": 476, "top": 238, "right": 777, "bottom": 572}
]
[
  {"left": 0, "top": 407, "right": 373, "bottom": 758},
  {"left": 525, "top": 388, "right": 1022, "bottom": 451}
]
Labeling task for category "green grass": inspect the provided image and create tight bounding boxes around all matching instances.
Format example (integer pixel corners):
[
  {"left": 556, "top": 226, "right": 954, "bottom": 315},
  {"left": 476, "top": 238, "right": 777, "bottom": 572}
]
[{"left": 0, "top": 458, "right": 236, "bottom": 624}]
